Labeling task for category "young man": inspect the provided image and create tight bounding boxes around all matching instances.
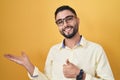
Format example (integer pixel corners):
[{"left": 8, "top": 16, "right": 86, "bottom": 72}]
[{"left": 5, "top": 5, "right": 114, "bottom": 80}]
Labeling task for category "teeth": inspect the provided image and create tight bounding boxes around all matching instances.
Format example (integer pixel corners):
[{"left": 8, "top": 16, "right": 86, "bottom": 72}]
[
  {"left": 65, "top": 27, "right": 72, "bottom": 32},
  {"left": 65, "top": 28, "right": 71, "bottom": 32}
]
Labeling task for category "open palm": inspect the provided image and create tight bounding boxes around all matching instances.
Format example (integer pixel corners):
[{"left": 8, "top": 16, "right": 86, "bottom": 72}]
[
  {"left": 4, "top": 51, "right": 30, "bottom": 66},
  {"left": 4, "top": 51, "right": 34, "bottom": 75}
]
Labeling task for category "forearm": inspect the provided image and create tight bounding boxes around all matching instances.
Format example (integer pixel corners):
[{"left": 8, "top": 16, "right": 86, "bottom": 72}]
[
  {"left": 28, "top": 66, "right": 49, "bottom": 80},
  {"left": 76, "top": 70, "right": 114, "bottom": 80},
  {"left": 23, "top": 61, "right": 35, "bottom": 76},
  {"left": 84, "top": 73, "right": 114, "bottom": 80}
]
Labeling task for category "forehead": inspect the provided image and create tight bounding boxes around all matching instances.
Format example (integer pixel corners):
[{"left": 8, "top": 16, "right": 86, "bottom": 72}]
[{"left": 56, "top": 10, "right": 75, "bottom": 20}]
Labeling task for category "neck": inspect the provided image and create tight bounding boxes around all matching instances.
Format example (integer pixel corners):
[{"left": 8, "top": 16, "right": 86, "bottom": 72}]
[{"left": 64, "top": 33, "right": 81, "bottom": 49}]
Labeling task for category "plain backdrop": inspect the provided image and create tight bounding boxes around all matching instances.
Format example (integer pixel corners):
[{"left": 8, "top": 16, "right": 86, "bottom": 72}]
[{"left": 0, "top": 0, "right": 120, "bottom": 80}]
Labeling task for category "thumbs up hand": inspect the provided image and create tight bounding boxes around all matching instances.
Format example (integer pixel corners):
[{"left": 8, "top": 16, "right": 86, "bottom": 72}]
[{"left": 63, "top": 59, "right": 80, "bottom": 78}]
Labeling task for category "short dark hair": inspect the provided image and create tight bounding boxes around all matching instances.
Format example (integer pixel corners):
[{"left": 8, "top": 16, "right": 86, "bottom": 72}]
[{"left": 54, "top": 5, "right": 77, "bottom": 19}]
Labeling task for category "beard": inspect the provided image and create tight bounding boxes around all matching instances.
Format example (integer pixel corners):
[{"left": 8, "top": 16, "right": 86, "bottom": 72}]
[{"left": 59, "top": 23, "right": 79, "bottom": 39}]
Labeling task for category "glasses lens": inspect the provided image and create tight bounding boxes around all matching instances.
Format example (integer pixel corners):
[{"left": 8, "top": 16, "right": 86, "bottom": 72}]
[
  {"left": 56, "top": 15, "right": 75, "bottom": 26},
  {"left": 65, "top": 16, "right": 74, "bottom": 23},
  {"left": 56, "top": 19, "right": 63, "bottom": 26}
]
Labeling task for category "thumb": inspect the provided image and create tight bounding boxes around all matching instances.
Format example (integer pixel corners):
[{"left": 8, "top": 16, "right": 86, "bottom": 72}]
[
  {"left": 66, "top": 59, "right": 70, "bottom": 64},
  {"left": 21, "top": 51, "right": 27, "bottom": 57}
]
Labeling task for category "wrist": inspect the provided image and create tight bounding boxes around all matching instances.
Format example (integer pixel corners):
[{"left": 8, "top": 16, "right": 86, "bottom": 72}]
[
  {"left": 76, "top": 69, "right": 81, "bottom": 77},
  {"left": 76, "top": 69, "right": 85, "bottom": 80},
  {"left": 24, "top": 63, "right": 35, "bottom": 76},
  {"left": 82, "top": 72, "right": 86, "bottom": 80}
]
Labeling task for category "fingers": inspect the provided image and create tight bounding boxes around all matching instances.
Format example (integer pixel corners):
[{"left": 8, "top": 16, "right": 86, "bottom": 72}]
[
  {"left": 63, "top": 59, "right": 73, "bottom": 69},
  {"left": 4, "top": 51, "right": 31, "bottom": 66},
  {"left": 4, "top": 51, "right": 28, "bottom": 60},
  {"left": 63, "top": 59, "right": 77, "bottom": 78},
  {"left": 63, "top": 59, "right": 80, "bottom": 78},
  {"left": 21, "top": 51, "right": 27, "bottom": 57},
  {"left": 4, "top": 54, "right": 15, "bottom": 59},
  {"left": 4, "top": 54, "right": 19, "bottom": 62}
]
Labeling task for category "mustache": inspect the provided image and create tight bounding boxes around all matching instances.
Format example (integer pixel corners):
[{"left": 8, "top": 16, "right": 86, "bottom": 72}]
[{"left": 63, "top": 26, "right": 73, "bottom": 31}]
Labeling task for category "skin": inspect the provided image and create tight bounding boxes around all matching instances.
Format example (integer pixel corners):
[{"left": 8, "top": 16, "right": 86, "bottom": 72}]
[
  {"left": 4, "top": 10, "right": 86, "bottom": 79},
  {"left": 55, "top": 10, "right": 80, "bottom": 48},
  {"left": 56, "top": 10, "right": 86, "bottom": 79},
  {"left": 4, "top": 51, "right": 34, "bottom": 76}
]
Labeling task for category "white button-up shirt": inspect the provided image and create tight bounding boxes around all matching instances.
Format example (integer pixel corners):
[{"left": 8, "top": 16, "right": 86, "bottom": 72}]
[{"left": 28, "top": 36, "right": 114, "bottom": 80}]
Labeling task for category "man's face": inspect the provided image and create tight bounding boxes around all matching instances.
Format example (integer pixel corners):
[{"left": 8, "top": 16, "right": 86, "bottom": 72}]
[{"left": 55, "top": 10, "right": 79, "bottom": 39}]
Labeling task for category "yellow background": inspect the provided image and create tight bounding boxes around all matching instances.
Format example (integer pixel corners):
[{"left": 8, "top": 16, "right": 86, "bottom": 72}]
[{"left": 0, "top": 0, "right": 120, "bottom": 80}]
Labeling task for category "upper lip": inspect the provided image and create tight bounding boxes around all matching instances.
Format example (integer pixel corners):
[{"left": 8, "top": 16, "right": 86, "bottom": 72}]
[{"left": 63, "top": 26, "right": 72, "bottom": 31}]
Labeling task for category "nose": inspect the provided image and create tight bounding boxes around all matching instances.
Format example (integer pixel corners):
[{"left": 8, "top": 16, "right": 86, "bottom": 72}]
[{"left": 63, "top": 20, "right": 68, "bottom": 28}]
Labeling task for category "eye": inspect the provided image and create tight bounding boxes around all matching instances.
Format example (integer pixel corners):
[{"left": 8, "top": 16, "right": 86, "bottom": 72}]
[
  {"left": 56, "top": 19, "right": 63, "bottom": 24},
  {"left": 65, "top": 16, "right": 74, "bottom": 22}
]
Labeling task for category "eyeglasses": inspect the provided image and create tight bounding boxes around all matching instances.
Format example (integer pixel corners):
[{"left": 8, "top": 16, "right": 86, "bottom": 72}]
[{"left": 55, "top": 15, "right": 75, "bottom": 26}]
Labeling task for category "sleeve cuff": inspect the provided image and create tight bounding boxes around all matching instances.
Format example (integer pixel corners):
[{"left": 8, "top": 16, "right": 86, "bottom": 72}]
[
  {"left": 28, "top": 66, "right": 39, "bottom": 79},
  {"left": 85, "top": 73, "right": 92, "bottom": 80},
  {"left": 27, "top": 66, "right": 48, "bottom": 80}
]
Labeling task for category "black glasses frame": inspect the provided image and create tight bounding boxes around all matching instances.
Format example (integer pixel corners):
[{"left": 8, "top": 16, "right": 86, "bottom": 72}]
[{"left": 55, "top": 15, "right": 76, "bottom": 26}]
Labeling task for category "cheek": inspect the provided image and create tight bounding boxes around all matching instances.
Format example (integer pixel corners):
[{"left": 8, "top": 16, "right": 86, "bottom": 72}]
[
  {"left": 58, "top": 27, "right": 63, "bottom": 30},
  {"left": 72, "top": 21, "right": 79, "bottom": 27},
  {"left": 69, "top": 21, "right": 77, "bottom": 26},
  {"left": 58, "top": 27, "right": 63, "bottom": 33},
  {"left": 76, "top": 19, "right": 80, "bottom": 25}
]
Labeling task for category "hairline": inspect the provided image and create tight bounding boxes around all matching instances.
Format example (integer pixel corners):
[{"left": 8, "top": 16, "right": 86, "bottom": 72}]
[{"left": 54, "top": 5, "right": 77, "bottom": 19}]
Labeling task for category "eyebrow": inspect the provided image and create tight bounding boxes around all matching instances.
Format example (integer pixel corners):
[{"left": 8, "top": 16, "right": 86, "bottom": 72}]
[{"left": 56, "top": 15, "right": 74, "bottom": 21}]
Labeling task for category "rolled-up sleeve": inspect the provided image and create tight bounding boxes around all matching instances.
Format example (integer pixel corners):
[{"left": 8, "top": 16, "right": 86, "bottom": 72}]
[{"left": 28, "top": 66, "right": 48, "bottom": 80}]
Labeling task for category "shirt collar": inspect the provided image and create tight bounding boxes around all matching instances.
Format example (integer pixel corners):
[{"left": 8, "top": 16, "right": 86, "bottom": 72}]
[{"left": 59, "top": 35, "right": 87, "bottom": 49}]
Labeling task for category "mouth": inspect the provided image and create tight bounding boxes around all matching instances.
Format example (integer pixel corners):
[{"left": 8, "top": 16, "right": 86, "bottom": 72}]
[{"left": 63, "top": 26, "right": 73, "bottom": 33}]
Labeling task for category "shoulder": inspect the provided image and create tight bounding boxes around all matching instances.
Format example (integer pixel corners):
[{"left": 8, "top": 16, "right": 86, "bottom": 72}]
[
  {"left": 86, "top": 40, "right": 106, "bottom": 56},
  {"left": 87, "top": 40, "right": 103, "bottom": 49},
  {"left": 82, "top": 36, "right": 104, "bottom": 50},
  {"left": 84, "top": 39, "right": 108, "bottom": 61},
  {"left": 49, "top": 42, "right": 61, "bottom": 52},
  {"left": 81, "top": 36, "right": 105, "bottom": 54}
]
